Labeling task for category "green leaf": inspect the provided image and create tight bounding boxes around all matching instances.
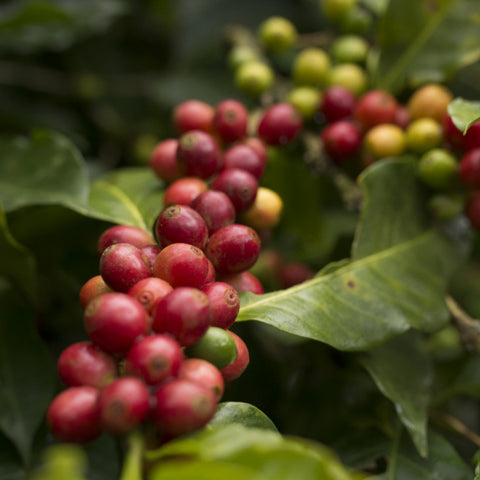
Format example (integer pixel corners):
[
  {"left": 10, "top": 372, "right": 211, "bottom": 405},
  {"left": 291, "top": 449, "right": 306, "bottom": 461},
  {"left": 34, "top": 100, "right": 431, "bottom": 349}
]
[
  {"left": 373, "top": 0, "right": 480, "bottom": 93},
  {"left": 209, "top": 402, "right": 278, "bottom": 432},
  {"left": 88, "top": 167, "right": 164, "bottom": 231},
  {"left": 0, "top": 433, "right": 24, "bottom": 480},
  {"left": 237, "top": 160, "right": 463, "bottom": 351},
  {"left": 0, "top": 283, "right": 55, "bottom": 465},
  {"left": 360, "top": 333, "right": 432, "bottom": 457},
  {"left": 447, "top": 98, "right": 480, "bottom": 133}
]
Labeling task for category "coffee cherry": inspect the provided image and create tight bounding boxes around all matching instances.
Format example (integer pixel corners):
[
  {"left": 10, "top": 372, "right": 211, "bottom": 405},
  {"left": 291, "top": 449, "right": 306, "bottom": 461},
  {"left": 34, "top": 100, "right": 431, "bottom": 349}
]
[
  {"left": 407, "top": 83, "right": 453, "bottom": 123},
  {"left": 292, "top": 48, "right": 330, "bottom": 87},
  {"left": 57, "top": 341, "right": 117, "bottom": 388},
  {"left": 79, "top": 275, "right": 112, "bottom": 309},
  {"left": 321, "top": 120, "right": 362, "bottom": 163},
  {"left": 152, "top": 287, "right": 211, "bottom": 346},
  {"left": 258, "top": 16, "right": 297, "bottom": 53},
  {"left": 339, "top": 5, "right": 372, "bottom": 34},
  {"left": 178, "top": 358, "right": 225, "bottom": 401},
  {"left": 191, "top": 190, "right": 236, "bottom": 234},
  {"left": 205, "top": 259, "right": 216, "bottom": 284},
  {"left": 394, "top": 106, "right": 410, "bottom": 129},
  {"left": 153, "top": 243, "right": 209, "bottom": 288},
  {"left": 279, "top": 261, "right": 315, "bottom": 288},
  {"left": 176, "top": 130, "right": 223, "bottom": 180},
  {"left": 235, "top": 61, "right": 274, "bottom": 96},
  {"left": 228, "top": 45, "right": 259, "bottom": 70},
  {"left": 221, "top": 271, "right": 264, "bottom": 294},
  {"left": 320, "top": 86, "right": 356, "bottom": 123},
  {"left": 163, "top": 177, "right": 208, "bottom": 207},
  {"left": 459, "top": 149, "right": 480, "bottom": 189},
  {"left": 242, "top": 137, "right": 267, "bottom": 165},
  {"left": 241, "top": 186, "right": 283, "bottom": 230},
  {"left": 206, "top": 224, "right": 261, "bottom": 274},
  {"left": 186, "top": 326, "right": 238, "bottom": 369},
  {"left": 211, "top": 168, "right": 258, "bottom": 213},
  {"left": 128, "top": 277, "right": 173, "bottom": 313},
  {"left": 220, "top": 331, "right": 250, "bottom": 382},
  {"left": 84, "top": 293, "right": 149, "bottom": 355},
  {"left": 173, "top": 100, "right": 214, "bottom": 134},
  {"left": 462, "top": 121, "right": 480, "bottom": 151},
  {"left": 443, "top": 114, "right": 465, "bottom": 151},
  {"left": 465, "top": 192, "right": 480, "bottom": 230},
  {"left": 405, "top": 118, "right": 443, "bottom": 154},
  {"left": 257, "top": 103, "right": 303, "bottom": 146},
  {"left": 327, "top": 63, "right": 368, "bottom": 96},
  {"left": 140, "top": 244, "right": 161, "bottom": 273},
  {"left": 363, "top": 124, "right": 406, "bottom": 160},
  {"left": 354, "top": 90, "right": 398, "bottom": 130},
  {"left": 201, "top": 281, "right": 240, "bottom": 329},
  {"left": 155, "top": 204, "right": 208, "bottom": 250},
  {"left": 152, "top": 379, "right": 217, "bottom": 437},
  {"left": 125, "top": 334, "right": 183, "bottom": 385},
  {"left": 99, "top": 377, "right": 150, "bottom": 435},
  {"left": 286, "top": 87, "right": 322, "bottom": 120},
  {"left": 330, "top": 35, "right": 369, "bottom": 64},
  {"left": 150, "top": 139, "right": 181, "bottom": 183},
  {"left": 97, "top": 225, "right": 155, "bottom": 256},
  {"left": 212, "top": 99, "right": 248, "bottom": 143},
  {"left": 417, "top": 148, "right": 458, "bottom": 189},
  {"left": 100, "top": 243, "right": 151, "bottom": 292},
  {"left": 322, "top": 0, "right": 358, "bottom": 22},
  {"left": 223, "top": 144, "right": 266, "bottom": 179},
  {"left": 47, "top": 386, "right": 101, "bottom": 443}
]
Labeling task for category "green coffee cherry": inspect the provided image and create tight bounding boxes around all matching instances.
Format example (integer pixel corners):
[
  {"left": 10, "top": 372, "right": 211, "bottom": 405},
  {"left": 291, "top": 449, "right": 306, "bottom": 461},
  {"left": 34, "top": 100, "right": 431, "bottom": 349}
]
[
  {"left": 292, "top": 48, "right": 331, "bottom": 87},
  {"left": 286, "top": 86, "right": 322, "bottom": 119},
  {"left": 405, "top": 118, "right": 443, "bottom": 154},
  {"left": 327, "top": 63, "right": 368, "bottom": 96},
  {"left": 258, "top": 16, "right": 297, "bottom": 53},
  {"left": 339, "top": 6, "right": 373, "bottom": 34},
  {"left": 228, "top": 45, "right": 259, "bottom": 70},
  {"left": 235, "top": 61, "right": 274, "bottom": 96},
  {"left": 418, "top": 148, "right": 458, "bottom": 189},
  {"left": 321, "top": 0, "right": 358, "bottom": 22},
  {"left": 428, "top": 194, "right": 464, "bottom": 220},
  {"left": 330, "top": 35, "right": 369, "bottom": 64}
]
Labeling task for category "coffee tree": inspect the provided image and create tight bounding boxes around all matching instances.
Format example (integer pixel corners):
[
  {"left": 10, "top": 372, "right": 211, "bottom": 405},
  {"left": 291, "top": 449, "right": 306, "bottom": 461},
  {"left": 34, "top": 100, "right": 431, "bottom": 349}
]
[{"left": 1, "top": 0, "right": 480, "bottom": 479}]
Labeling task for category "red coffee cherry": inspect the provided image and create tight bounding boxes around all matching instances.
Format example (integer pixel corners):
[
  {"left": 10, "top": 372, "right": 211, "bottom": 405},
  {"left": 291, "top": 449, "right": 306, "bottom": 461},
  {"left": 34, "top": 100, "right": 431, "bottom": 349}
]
[
  {"left": 191, "top": 190, "right": 236, "bottom": 234},
  {"left": 200, "top": 281, "right": 240, "bottom": 329},
  {"left": 459, "top": 149, "right": 480, "bottom": 189},
  {"left": 153, "top": 243, "right": 210, "bottom": 288},
  {"left": 465, "top": 192, "right": 480, "bottom": 230},
  {"left": 155, "top": 205, "right": 208, "bottom": 250},
  {"left": 220, "top": 331, "right": 250, "bottom": 382},
  {"left": 463, "top": 121, "right": 480, "bottom": 151},
  {"left": 394, "top": 106, "right": 410, "bottom": 129},
  {"left": 57, "top": 341, "right": 117, "bottom": 388},
  {"left": 100, "top": 243, "right": 151, "bottom": 292},
  {"left": 212, "top": 99, "right": 248, "bottom": 143},
  {"left": 47, "top": 386, "right": 101, "bottom": 443},
  {"left": 279, "top": 261, "right": 315, "bottom": 288},
  {"left": 151, "top": 379, "right": 217, "bottom": 436},
  {"left": 222, "top": 144, "right": 266, "bottom": 179},
  {"left": 125, "top": 334, "right": 184, "bottom": 385},
  {"left": 206, "top": 224, "right": 261, "bottom": 275},
  {"left": 128, "top": 277, "right": 173, "bottom": 313},
  {"left": 354, "top": 89, "right": 398, "bottom": 130},
  {"left": 97, "top": 225, "right": 155, "bottom": 256},
  {"left": 178, "top": 358, "right": 225, "bottom": 401},
  {"left": 211, "top": 168, "right": 258, "bottom": 213},
  {"left": 140, "top": 244, "right": 161, "bottom": 273},
  {"left": 79, "top": 275, "right": 112, "bottom": 309},
  {"left": 150, "top": 139, "right": 181, "bottom": 183},
  {"left": 177, "top": 130, "right": 223, "bottom": 179},
  {"left": 99, "top": 377, "right": 151, "bottom": 435},
  {"left": 163, "top": 177, "right": 208, "bottom": 207},
  {"left": 205, "top": 259, "right": 216, "bottom": 284},
  {"left": 173, "top": 99, "right": 214, "bottom": 134},
  {"left": 84, "top": 293, "right": 149, "bottom": 355},
  {"left": 443, "top": 114, "right": 465, "bottom": 151},
  {"left": 221, "top": 271, "right": 264, "bottom": 294},
  {"left": 320, "top": 86, "right": 356, "bottom": 123},
  {"left": 321, "top": 120, "right": 362, "bottom": 163},
  {"left": 257, "top": 102, "right": 303, "bottom": 145},
  {"left": 152, "top": 287, "right": 211, "bottom": 347},
  {"left": 242, "top": 137, "right": 267, "bottom": 165}
]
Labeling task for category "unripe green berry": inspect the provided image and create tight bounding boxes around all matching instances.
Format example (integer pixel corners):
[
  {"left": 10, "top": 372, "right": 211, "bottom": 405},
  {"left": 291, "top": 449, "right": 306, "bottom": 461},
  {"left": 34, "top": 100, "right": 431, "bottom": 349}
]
[
  {"left": 286, "top": 86, "right": 322, "bottom": 119},
  {"left": 405, "top": 118, "right": 443, "bottom": 154},
  {"left": 321, "top": 0, "right": 358, "bottom": 22},
  {"left": 292, "top": 48, "right": 331, "bottom": 87},
  {"left": 228, "top": 45, "right": 259, "bottom": 70},
  {"left": 418, "top": 148, "right": 458, "bottom": 189},
  {"left": 339, "top": 6, "right": 373, "bottom": 34},
  {"left": 258, "top": 16, "right": 297, "bottom": 53},
  {"left": 330, "top": 35, "right": 369, "bottom": 64},
  {"left": 428, "top": 194, "right": 464, "bottom": 220},
  {"left": 235, "top": 61, "right": 274, "bottom": 96},
  {"left": 327, "top": 63, "right": 368, "bottom": 96}
]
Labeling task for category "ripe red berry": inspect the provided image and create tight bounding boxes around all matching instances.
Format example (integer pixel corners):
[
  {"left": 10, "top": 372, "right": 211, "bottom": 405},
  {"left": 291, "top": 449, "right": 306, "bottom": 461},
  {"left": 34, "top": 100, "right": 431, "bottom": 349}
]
[
  {"left": 151, "top": 379, "right": 217, "bottom": 436},
  {"left": 178, "top": 358, "right": 225, "bottom": 401},
  {"left": 463, "top": 121, "right": 480, "bottom": 151},
  {"left": 140, "top": 244, "right": 161, "bottom": 272},
  {"left": 57, "top": 341, "right": 117, "bottom": 388},
  {"left": 99, "top": 377, "right": 151, "bottom": 434},
  {"left": 354, "top": 89, "right": 398, "bottom": 130},
  {"left": 84, "top": 293, "right": 149, "bottom": 355},
  {"left": 212, "top": 99, "right": 249, "bottom": 143},
  {"left": 163, "top": 177, "right": 208, "bottom": 207},
  {"left": 394, "top": 106, "right": 410, "bottom": 129},
  {"left": 97, "top": 225, "right": 154, "bottom": 256},
  {"left": 465, "top": 192, "right": 480, "bottom": 230},
  {"left": 211, "top": 168, "right": 258, "bottom": 213},
  {"left": 100, "top": 243, "right": 151, "bottom": 292},
  {"left": 152, "top": 287, "right": 211, "bottom": 346},
  {"left": 191, "top": 190, "right": 236, "bottom": 235},
  {"left": 173, "top": 100, "right": 214, "bottom": 134},
  {"left": 459, "top": 149, "right": 480, "bottom": 189},
  {"left": 222, "top": 144, "right": 266, "bottom": 179},
  {"left": 206, "top": 224, "right": 261, "bottom": 275},
  {"left": 257, "top": 103, "right": 303, "bottom": 145},
  {"left": 125, "top": 334, "right": 184, "bottom": 385},
  {"left": 320, "top": 86, "right": 356, "bottom": 123},
  {"left": 443, "top": 114, "right": 465, "bottom": 151},
  {"left": 47, "top": 386, "right": 101, "bottom": 443},
  {"left": 279, "top": 261, "right": 315, "bottom": 288},
  {"left": 321, "top": 120, "right": 362, "bottom": 163},
  {"left": 150, "top": 139, "right": 182, "bottom": 183},
  {"left": 177, "top": 130, "right": 223, "bottom": 179},
  {"left": 155, "top": 204, "right": 208, "bottom": 250},
  {"left": 220, "top": 331, "right": 250, "bottom": 382},
  {"left": 200, "top": 281, "right": 240, "bottom": 329},
  {"left": 79, "top": 275, "right": 112, "bottom": 309},
  {"left": 153, "top": 243, "right": 210, "bottom": 288},
  {"left": 128, "top": 277, "right": 173, "bottom": 313},
  {"left": 220, "top": 271, "right": 264, "bottom": 294},
  {"left": 242, "top": 137, "right": 267, "bottom": 165}
]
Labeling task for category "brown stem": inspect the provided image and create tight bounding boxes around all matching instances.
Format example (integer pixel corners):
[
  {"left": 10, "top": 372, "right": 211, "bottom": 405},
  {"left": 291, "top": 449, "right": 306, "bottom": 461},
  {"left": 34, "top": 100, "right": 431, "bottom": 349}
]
[
  {"left": 429, "top": 409, "right": 480, "bottom": 448},
  {"left": 446, "top": 295, "right": 480, "bottom": 353}
]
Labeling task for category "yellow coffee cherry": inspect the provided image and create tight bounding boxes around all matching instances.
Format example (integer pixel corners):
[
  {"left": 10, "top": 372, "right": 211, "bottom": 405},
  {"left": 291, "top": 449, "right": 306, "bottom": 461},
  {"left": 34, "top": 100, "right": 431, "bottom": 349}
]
[
  {"left": 407, "top": 83, "right": 453, "bottom": 123},
  {"left": 242, "top": 187, "right": 283, "bottom": 230},
  {"left": 363, "top": 124, "right": 406, "bottom": 159}
]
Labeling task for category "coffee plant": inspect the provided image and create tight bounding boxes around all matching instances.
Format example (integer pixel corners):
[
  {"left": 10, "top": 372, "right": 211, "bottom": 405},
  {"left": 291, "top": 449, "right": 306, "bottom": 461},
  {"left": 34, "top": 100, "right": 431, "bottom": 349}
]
[{"left": 2, "top": 0, "right": 480, "bottom": 479}]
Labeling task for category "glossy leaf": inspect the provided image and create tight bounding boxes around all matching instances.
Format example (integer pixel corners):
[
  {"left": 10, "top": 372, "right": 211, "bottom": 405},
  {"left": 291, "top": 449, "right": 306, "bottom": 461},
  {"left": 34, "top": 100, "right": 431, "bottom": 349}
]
[
  {"left": 373, "top": 0, "right": 480, "bottom": 93},
  {"left": 237, "top": 160, "right": 462, "bottom": 351},
  {"left": 447, "top": 98, "right": 480, "bottom": 133},
  {"left": 0, "top": 283, "right": 55, "bottom": 464},
  {"left": 209, "top": 402, "right": 278, "bottom": 432},
  {"left": 360, "top": 333, "right": 432, "bottom": 456}
]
